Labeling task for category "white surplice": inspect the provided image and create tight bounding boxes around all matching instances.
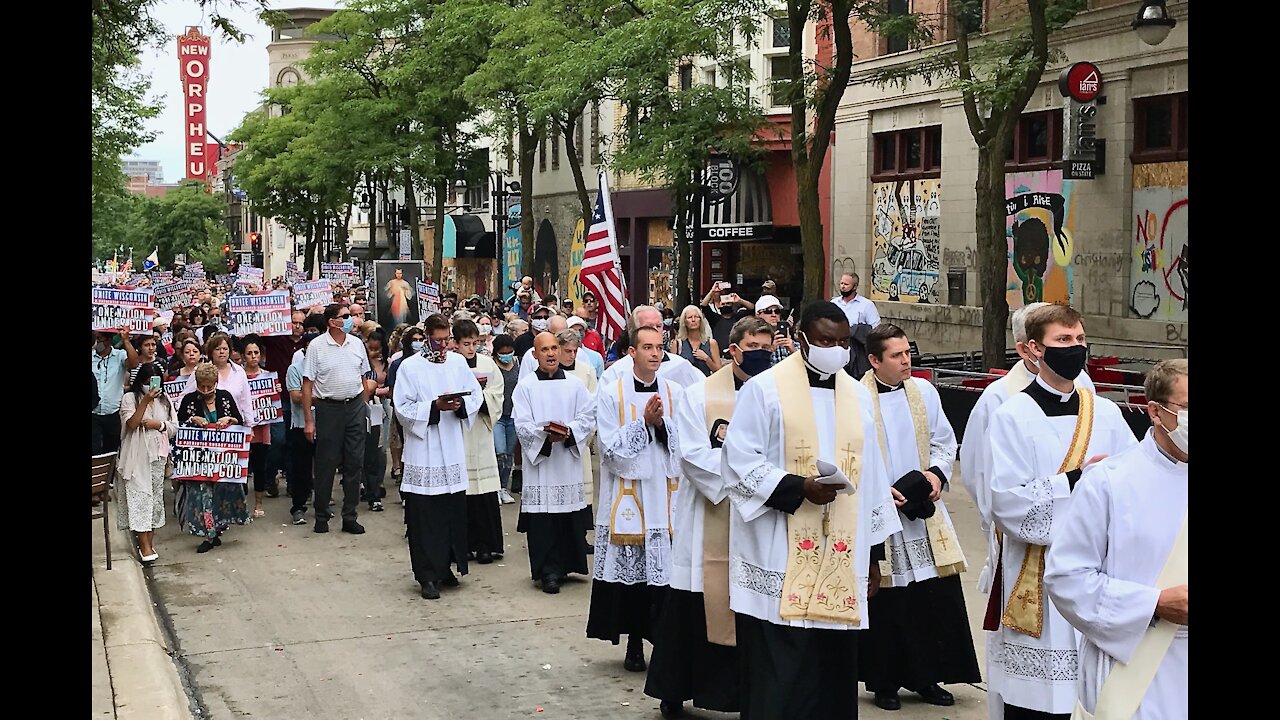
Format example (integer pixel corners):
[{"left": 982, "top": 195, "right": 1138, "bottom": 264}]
[
  {"left": 1045, "top": 432, "right": 1187, "bottom": 720},
  {"left": 565, "top": 362, "right": 599, "bottom": 501},
  {"left": 873, "top": 377, "right": 961, "bottom": 586},
  {"left": 392, "top": 352, "right": 483, "bottom": 496},
  {"left": 986, "top": 376, "right": 1137, "bottom": 714},
  {"left": 669, "top": 374, "right": 731, "bottom": 593},
  {"left": 461, "top": 352, "right": 504, "bottom": 495},
  {"left": 593, "top": 372, "right": 683, "bottom": 586},
  {"left": 722, "top": 370, "right": 900, "bottom": 630},
  {"left": 512, "top": 369, "right": 596, "bottom": 513},
  {"left": 599, "top": 352, "right": 705, "bottom": 389},
  {"left": 959, "top": 364, "right": 1096, "bottom": 593}
]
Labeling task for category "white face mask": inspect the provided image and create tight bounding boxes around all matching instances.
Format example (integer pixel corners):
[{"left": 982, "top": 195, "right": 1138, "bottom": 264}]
[
  {"left": 478, "top": 324, "right": 492, "bottom": 335},
  {"left": 799, "top": 332, "right": 849, "bottom": 376},
  {"left": 1161, "top": 407, "right": 1188, "bottom": 455},
  {"left": 531, "top": 318, "right": 549, "bottom": 332}
]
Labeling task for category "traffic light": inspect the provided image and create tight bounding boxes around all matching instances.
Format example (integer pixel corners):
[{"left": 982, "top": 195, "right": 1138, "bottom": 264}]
[
  {"left": 249, "top": 232, "right": 262, "bottom": 254},
  {"left": 223, "top": 243, "right": 233, "bottom": 270}
]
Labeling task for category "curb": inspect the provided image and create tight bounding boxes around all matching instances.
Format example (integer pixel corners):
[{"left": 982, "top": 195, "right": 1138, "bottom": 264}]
[{"left": 92, "top": 523, "right": 192, "bottom": 720}]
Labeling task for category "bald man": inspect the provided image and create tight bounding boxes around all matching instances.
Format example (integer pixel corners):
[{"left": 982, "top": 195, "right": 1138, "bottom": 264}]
[
  {"left": 513, "top": 331, "right": 595, "bottom": 593},
  {"left": 518, "top": 314, "right": 570, "bottom": 381}
]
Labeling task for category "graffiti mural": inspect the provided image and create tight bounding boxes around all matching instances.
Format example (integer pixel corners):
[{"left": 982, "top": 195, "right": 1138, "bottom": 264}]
[
  {"left": 870, "top": 179, "right": 942, "bottom": 303},
  {"left": 1130, "top": 162, "right": 1188, "bottom": 321},
  {"left": 1005, "top": 170, "right": 1076, "bottom": 308}
]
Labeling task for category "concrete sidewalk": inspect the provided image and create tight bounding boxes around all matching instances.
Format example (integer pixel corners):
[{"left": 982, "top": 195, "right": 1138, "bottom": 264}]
[{"left": 91, "top": 515, "right": 193, "bottom": 720}]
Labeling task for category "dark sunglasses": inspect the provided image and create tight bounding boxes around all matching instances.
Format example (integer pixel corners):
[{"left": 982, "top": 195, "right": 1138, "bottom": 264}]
[
  {"left": 336, "top": 313, "right": 351, "bottom": 320},
  {"left": 759, "top": 308, "right": 781, "bottom": 315}
]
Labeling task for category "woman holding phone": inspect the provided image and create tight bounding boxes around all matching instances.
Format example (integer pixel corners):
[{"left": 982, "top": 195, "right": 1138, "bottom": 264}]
[
  {"left": 175, "top": 362, "right": 250, "bottom": 553},
  {"left": 117, "top": 363, "right": 178, "bottom": 563}
]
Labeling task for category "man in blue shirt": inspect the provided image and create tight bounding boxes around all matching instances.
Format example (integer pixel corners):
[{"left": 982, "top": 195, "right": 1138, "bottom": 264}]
[{"left": 92, "top": 325, "right": 141, "bottom": 455}]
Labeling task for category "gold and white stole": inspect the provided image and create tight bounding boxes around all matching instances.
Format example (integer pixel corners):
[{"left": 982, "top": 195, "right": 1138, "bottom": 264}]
[
  {"left": 774, "top": 353, "right": 865, "bottom": 626},
  {"left": 701, "top": 364, "right": 738, "bottom": 646},
  {"left": 860, "top": 371, "right": 966, "bottom": 585},
  {"left": 1002, "top": 386, "right": 1095, "bottom": 638},
  {"left": 607, "top": 375, "right": 675, "bottom": 546}
]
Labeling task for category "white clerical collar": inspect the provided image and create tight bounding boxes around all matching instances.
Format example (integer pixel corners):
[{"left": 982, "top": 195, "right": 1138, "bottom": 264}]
[
  {"left": 1034, "top": 374, "right": 1074, "bottom": 402},
  {"left": 873, "top": 374, "right": 903, "bottom": 393},
  {"left": 632, "top": 372, "right": 658, "bottom": 390},
  {"left": 801, "top": 355, "right": 835, "bottom": 381}
]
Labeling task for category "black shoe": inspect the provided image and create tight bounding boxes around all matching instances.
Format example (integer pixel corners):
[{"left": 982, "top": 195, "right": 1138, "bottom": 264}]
[
  {"left": 266, "top": 484, "right": 279, "bottom": 498},
  {"left": 623, "top": 650, "right": 647, "bottom": 672},
  {"left": 211, "top": 536, "right": 222, "bottom": 546},
  {"left": 420, "top": 582, "right": 440, "bottom": 600},
  {"left": 585, "top": 542, "right": 594, "bottom": 555},
  {"left": 196, "top": 540, "right": 216, "bottom": 553},
  {"left": 477, "top": 551, "right": 493, "bottom": 564},
  {"left": 542, "top": 575, "right": 560, "bottom": 594},
  {"left": 370, "top": 500, "right": 384, "bottom": 512},
  {"left": 916, "top": 684, "right": 954, "bottom": 706},
  {"left": 291, "top": 510, "right": 306, "bottom": 525},
  {"left": 441, "top": 574, "right": 460, "bottom": 588},
  {"left": 315, "top": 518, "right": 329, "bottom": 534},
  {"left": 873, "top": 691, "right": 901, "bottom": 711},
  {"left": 342, "top": 520, "right": 366, "bottom": 535},
  {"left": 659, "top": 700, "right": 684, "bottom": 718}
]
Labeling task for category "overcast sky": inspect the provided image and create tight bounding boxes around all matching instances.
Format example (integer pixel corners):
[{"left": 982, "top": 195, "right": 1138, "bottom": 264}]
[{"left": 128, "top": 1, "right": 344, "bottom": 183}]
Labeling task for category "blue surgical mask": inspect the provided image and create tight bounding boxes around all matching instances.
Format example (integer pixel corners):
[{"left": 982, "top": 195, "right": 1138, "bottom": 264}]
[
  {"left": 497, "top": 352, "right": 515, "bottom": 364},
  {"left": 411, "top": 340, "right": 425, "bottom": 353},
  {"left": 342, "top": 317, "right": 354, "bottom": 334}
]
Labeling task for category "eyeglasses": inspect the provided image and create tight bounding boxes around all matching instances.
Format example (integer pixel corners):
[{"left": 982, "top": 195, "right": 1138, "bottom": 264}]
[
  {"left": 336, "top": 314, "right": 351, "bottom": 320},
  {"left": 759, "top": 308, "right": 781, "bottom": 315}
]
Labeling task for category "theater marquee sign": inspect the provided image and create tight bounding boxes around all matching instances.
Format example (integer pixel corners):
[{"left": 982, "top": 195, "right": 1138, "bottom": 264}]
[{"left": 179, "top": 27, "right": 211, "bottom": 181}]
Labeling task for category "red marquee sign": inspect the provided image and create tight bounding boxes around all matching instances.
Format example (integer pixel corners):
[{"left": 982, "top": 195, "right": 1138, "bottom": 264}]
[{"left": 178, "top": 27, "right": 211, "bottom": 181}]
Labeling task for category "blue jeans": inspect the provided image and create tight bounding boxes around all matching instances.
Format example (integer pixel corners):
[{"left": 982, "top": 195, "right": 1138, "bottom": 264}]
[{"left": 493, "top": 416, "right": 516, "bottom": 489}]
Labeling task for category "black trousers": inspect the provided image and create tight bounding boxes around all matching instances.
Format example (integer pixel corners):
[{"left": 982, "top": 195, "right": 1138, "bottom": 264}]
[
  {"left": 287, "top": 427, "right": 314, "bottom": 514},
  {"left": 736, "top": 613, "right": 860, "bottom": 719},
  {"left": 249, "top": 443, "right": 270, "bottom": 492},
  {"left": 362, "top": 424, "right": 385, "bottom": 500},
  {"left": 92, "top": 412, "right": 121, "bottom": 455},
  {"left": 1004, "top": 706, "right": 1069, "bottom": 720},
  {"left": 312, "top": 398, "right": 367, "bottom": 523}
]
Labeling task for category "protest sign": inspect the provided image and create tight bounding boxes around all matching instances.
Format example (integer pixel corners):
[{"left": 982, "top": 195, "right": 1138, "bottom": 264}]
[
  {"left": 417, "top": 280, "right": 440, "bottom": 318},
  {"left": 163, "top": 377, "right": 190, "bottom": 406},
  {"left": 292, "top": 279, "right": 332, "bottom": 310},
  {"left": 321, "top": 262, "right": 358, "bottom": 287},
  {"left": 126, "top": 273, "right": 148, "bottom": 287},
  {"left": 183, "top": 261, "right": 205, "bottom": 279},
  {"left": 154, "top": 280, "right": 192, "bottom": 310},
  {"left": 150, "top": 270, "right": 175, "bottom": 285},
  {"left": 248, "top": 372, "right": 284, "bottom": 424},
  {"left": 170, "top": 426, "right": 251, "bottom": 483},
  {"left": 227, "top": 291, "right": 291, "bottom": 336},
  {"left": 92, "top": 287, "right": 155, "bottom": 334},
  {"left": 236, "top": 266, "right": 265, "bottom": 288}
]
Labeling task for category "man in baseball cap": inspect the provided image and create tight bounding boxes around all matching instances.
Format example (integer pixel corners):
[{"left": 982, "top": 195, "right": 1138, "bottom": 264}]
[{"left": 754, "top": 295, "right": 794, "bottom": 365}]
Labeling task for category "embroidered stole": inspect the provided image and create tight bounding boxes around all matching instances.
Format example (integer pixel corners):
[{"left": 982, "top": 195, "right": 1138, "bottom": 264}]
[
  {"left": 860, "top": 372, "right": 966, "bottom": 584},
  {"left": 990, "top": 386, "right": 1095, "bottom": 638},
  {"left": 701, "top": 365, "right": 737, "bottom": 646},
  {"left": 775, "top": 353, "right": 865, "bottom": 626},
  {"left": 608, "top": 376, "right": 675, "bottom": 545}
]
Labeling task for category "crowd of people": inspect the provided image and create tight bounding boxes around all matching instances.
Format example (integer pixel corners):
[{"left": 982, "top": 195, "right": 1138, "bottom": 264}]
[{"left": 92, "top": 268, "right": 1186, "bottom": 719}]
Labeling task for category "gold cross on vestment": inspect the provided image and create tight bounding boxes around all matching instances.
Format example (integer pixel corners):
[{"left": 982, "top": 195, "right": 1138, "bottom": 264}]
[
  {"left": 794, "top": 440, "right": 814, "bottom": 474},
  {"left": 933, "top": 530, "right": 950, "bottom": 553},
  {"left": 1014, "top": 588, "right": 1037, "bottom": 611},
  {"left": 840, "top": 444, "right": 860, "bottom": 488}
]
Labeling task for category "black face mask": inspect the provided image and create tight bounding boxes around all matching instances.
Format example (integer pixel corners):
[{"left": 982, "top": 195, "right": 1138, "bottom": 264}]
[
  {"left": 737, "top": 348, "right": 772, "bottom": 377},
  {"left": 840, "top": 288, "right": 855, "bottom": 298},
  {"left": 1040, "top": 344, "right": 1088, "bottom": 380}
]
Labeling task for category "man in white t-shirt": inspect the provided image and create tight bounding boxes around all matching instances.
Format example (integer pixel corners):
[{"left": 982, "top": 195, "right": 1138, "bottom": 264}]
[{"left": 831, "top": 272, "right": 881, "bottom": 328}]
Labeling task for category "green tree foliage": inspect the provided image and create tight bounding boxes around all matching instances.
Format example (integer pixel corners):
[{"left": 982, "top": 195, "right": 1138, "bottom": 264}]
[{"left": 93, "top": 181, "right": 228, "bottom": 270}]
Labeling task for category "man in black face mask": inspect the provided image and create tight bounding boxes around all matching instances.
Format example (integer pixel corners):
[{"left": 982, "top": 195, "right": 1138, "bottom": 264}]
[
  {"left": 644, "top": 316, "right": 775, "bottom": 717},
  {"left": 831, "top": 272, "right": 881, "bottom": 328},
  {"left": 983, "top": 303, "right": 1137, "bottom": 720}
]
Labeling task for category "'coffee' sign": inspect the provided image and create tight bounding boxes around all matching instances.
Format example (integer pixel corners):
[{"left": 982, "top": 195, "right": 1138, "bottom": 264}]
[
  {"left": 1059, "top": 62, "right": 1101, "bottom": 180},
  {"left": 179, "top": 27, "right": 211, "bottom": 181}
]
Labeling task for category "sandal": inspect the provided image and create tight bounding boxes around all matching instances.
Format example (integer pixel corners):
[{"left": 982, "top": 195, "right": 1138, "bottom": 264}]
[{"left": 253, "top": 508, "right": 266, "bottom": 518}]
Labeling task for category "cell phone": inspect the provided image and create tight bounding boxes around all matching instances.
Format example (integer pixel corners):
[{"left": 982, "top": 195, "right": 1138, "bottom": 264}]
[
  {"left": 719, "top": 295, "right": 733, "bottom": 306},
  {"left": 148, "top": 375, "right": 162, "bottom": 391},
  {"left": 776, "top": 321, "right": 791, "bottom": 336}
]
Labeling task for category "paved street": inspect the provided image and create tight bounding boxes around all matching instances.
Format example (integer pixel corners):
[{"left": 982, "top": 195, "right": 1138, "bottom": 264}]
[{"left": 130, "top": 466, "right": 992, "bottom": 719}]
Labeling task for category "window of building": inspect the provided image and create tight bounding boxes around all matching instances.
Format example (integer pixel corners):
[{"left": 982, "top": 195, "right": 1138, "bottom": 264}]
[
  {"left": 1133, "top": 92, "right": 1188, "bottom": 163},
  {"left": 705, "top": 67, "right": 717, "bottom": 87},
  {"left": 769, "top": 56, "right": 793, "bottom": 107},
  {"left": 590, "top": 102, "right": 602, "bottom": 165},
  {"left": 538, "top": 133, "right": 546, "bottom": 173},
  {"left": 1006, "top": 109, "right": 1063, "bottom": 171},
  {"left": 872, "top": 125, "right": 942, "bottom": 181},
  {"left": 950, "top": 0, "right": 983, "bottom": 37},
  {"left": 679, "top": 64, "right": 693, "bottom": 91},
  {"left": 551, "top": 121, "right": 560, "bottom": 171},
  {"left": 886, "top": 0, "right": 911, "bottom": 54},
  {"left": 772, "top": 14, "right": 791, "bottom": 48}
]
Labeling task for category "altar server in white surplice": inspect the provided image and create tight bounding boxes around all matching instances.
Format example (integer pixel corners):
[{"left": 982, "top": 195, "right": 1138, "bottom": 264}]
[
  {"left": 644, "top": 316, "right": 776, "bottom": 717},
  {"left": 513, "top": 331, "right": 595, "bottom": 594},
  {"left": 393, "top": 313, "right": 483, "bottom": 601},
  {"left": 586, "top": 323, "right": 683, "bottom": 674},
  {"left": 452, "top": 318, "right": 505, "bottom": 564},
  {"left": 722, "top": 301, "right": 899, "bottom": 718},
  {"left": 985, "top": 304, "right": 1137, "bottom": 720},
  {"left": 1046, "top": 359, "right": 1187, "bottom": 720},
  {"left": 856, "top": 324, "right": 981, "bottom": 712}
]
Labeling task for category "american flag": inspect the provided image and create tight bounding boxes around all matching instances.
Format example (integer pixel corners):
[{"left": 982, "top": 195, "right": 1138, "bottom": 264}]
[{"left": 581, "top": 170, "right": 629, "bottom": 344}]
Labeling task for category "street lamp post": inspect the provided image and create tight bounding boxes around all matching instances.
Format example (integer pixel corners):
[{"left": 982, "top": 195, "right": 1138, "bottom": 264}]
[
  {"left": 1132, "top": 0, "right": 1176, "bottom": 46},
  {"left": 490, "top": 172, "right": 521, "bottom": 295}
]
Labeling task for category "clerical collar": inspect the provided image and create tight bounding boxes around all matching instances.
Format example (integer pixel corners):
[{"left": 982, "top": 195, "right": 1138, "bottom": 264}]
[
  {"left": 873, "top": 375, "right": 904, "bottom": 393},
  {"left": 633, "top": 373, "right": 659, "bottom": 392},
  {"left": 1023, "top": 375, "right": 1080, "bottom": 417},
  {"left": 535, "top": 368, "right": 565, "bottom": 381},
  {"left": 465, "top": 355, "right": 478, "bottom": 368},
  {"left": 1034, "top": 374, "right": 1075, "bottom": 401},
  {"left": 804, "top": 366, "right": 836, "bottom": 390},
  {"left": 562, "top": 362, "right": 576, "bottom": 372}
]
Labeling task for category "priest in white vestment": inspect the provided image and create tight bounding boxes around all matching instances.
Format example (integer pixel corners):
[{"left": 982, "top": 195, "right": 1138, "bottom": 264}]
[
  {"left": 985, "top": 305, "right": 1138, "bottom": 719},
  {"left": 1046, "top": 360, "right": 1188, "bottom": 720},
  {"left": 587, "top": 324, "right": 684, "bottom": 672},
  {"left": 453, "top": 318, "right": 505, "bottom": 563},
  {"left": 958, "top": 302, "right": 1096, "bottom": 720},
  {"left": 722, "top": 301, "right": 899, "bottom": 718},
  {"left": 645, "top": 316, "right": 776, "bottom": 717},
  {"left": 513, "top": 332, "right": 596, "bottom": 593},
  {"left": 393, "top": 314, "right": 483, "bottom": 600},
  {"left": 856, "top": 324, "right": 981, "bottom": 711}
]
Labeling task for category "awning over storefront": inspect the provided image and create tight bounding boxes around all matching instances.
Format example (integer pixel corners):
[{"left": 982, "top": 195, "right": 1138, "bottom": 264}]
[
  {"left": 444, "top": 213, "right": 494, "bottom": 259},
  {"left": 695, "top": 158, "right": 773, "bottom": 241}
]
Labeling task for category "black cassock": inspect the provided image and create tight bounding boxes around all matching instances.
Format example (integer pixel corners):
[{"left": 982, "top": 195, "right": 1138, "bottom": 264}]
[{"left": 644, "top": 588, "right": 740, "bottom": 712}]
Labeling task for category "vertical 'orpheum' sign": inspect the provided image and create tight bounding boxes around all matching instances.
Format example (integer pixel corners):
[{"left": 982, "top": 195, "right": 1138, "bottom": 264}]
[{"left": 178, "top": 27, "right": 211, "bottom": 181}]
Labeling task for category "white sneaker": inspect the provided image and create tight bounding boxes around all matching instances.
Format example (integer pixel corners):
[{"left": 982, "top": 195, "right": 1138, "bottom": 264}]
[{"left": 499, "top": 489, "right": 516, "bottom": 505}]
